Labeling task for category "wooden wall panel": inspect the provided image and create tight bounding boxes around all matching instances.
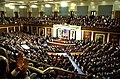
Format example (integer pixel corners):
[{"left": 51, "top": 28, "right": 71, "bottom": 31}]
[
  {"left": 0, "top": 28, "right": 7, "bottom": 34},
  {"left": 23, "top": 26, "right": 27, "bottom": 32},
  {"left": 20, "top": 26, "right": 24, "bottom": 32},
  {"left": 83, "top": 31, "right": 91, "bottom": 41},
  {"left": 115, "top": 11, "right": 120, "bottom": 19},
  {"left": 15, "top": 27, "right": 19, "bottom": 32},
  {"left": 33, "top": 27, "right": 36, "bottom": 34},
  {"left": 8, "top": 27, "right": 14, "bottom": 32},
  {"left": 109, "top": 34, "right": 120, "bottom": 45},
  {"left": 46, "top": 28, "right": 51, "bottom": 36},
  {"left": 93, "top": 32, "right": 107, "bottom": 44}
]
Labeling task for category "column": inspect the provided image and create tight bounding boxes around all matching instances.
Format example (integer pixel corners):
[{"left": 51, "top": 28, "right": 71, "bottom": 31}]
[
  {"left": 36, "top": 27, "right": 38, "bottom": 34},
  {"left": 53, "top": 11, "right": 58, "bottom": 17},
  {"left": 107, "top": 33, "right": 110, "bottom": 43},
  {"left": 81, "top": 30, "right": 84, "bottom": 40},
  {"left": 14, "top": 27, "right": 15, "bottom": 32},
  {"left": 19, "top": 26, "right": 20, "bottom": 31},
  {"left": 31, "top": 26, "right": 33, "bottom": 34},
  {"left": 52, "top": 28, "right": 57, "bottom": 37},
  {"left": 45, "top": 27, "right": 47, "bottom": 37},
  {"left": 28, "top": 11, "right": 32, "bottom": 17},
  {"left": 76, "top": 27, "right": 81, "bottom": 40},
  {"left": 7, "top": 27, "right": 9, "bottom": 33},
  {"left": 39, "top": 28, "right": 41, "bottom": 36},
  {"left": 91, "top": 31, "right": 94, "bottom": 41},
  {"left": 40, "top": 11, "right": 44, "bottom": 17}
]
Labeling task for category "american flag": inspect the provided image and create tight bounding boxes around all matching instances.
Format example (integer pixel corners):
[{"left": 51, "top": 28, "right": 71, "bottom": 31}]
[{"left": 63, "top": 29, "right": 69, "bottom": 38}]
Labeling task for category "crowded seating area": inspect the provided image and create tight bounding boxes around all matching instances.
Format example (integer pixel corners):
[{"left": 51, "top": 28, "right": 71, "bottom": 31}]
[
  {"left": 0, "top": 32, "right": 82, "bottom": 79},
  {"left": 71, "top": 42, "right": 120, "bottom": 79},
  {"left": 0, "top": 31, "right": 120, "bottom": 79},
  {"left": 0, "top": 0, "right": 120, "bottom": 78},
  {"left": 0, "top": 15, "right": 120, "bottom": 29}
]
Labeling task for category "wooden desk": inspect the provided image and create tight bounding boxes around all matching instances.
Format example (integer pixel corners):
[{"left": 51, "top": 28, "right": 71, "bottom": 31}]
[{"left": 47, "top": 40, "right": 76, "bottom": 48}]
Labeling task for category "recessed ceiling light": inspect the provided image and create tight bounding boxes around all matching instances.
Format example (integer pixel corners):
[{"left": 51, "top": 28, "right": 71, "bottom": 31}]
[
  {"left": 5, "top": 4, "right": 10, "bottom": 7},
  {"left": 71, "top": 3, "right": 76, "bottom": 6},
  {"left": 19, "top": 1, "right": 24, "bottom": 4},
  {"left": 31, "top": 5, "right": 38, "bottom": 8},
  {"left": 115, "top": 0, "right": 119, "bottom": 3},
  {"left": 9, "top": 6, "right": 15, "bottom": 9},
  {"left": 102, "top": 1, "right": 106, "bottom": 4},
  {"left": 19, "top": 6, "right": 25, "bottom": 8},
  {"left": 45, "top": 4, "right": 51, "bottom": 7},
  {"left": 91, "top": 2, "right": 94, "bottom": 5},
  {"left": 80, "top": 2, "right": 84, "bottom": 6},
  {"left": 60, "top": 1, "right": 68, "bottom": 7}
]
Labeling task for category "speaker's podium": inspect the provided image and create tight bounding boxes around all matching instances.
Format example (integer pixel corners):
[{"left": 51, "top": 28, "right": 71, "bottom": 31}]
[{"left": 47, "top": 38, "right": 76, "bottom": 48}]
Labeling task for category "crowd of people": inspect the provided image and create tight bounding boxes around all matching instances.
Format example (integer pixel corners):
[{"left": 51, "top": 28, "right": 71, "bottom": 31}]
[
  {"left": 0, "top": 32, "right": 80, "bottom": 79},
  {"left": 0, "top": 15, "right": 120, "bottom": 29},
  {"left": 70, "top": 42, "right": 120, "bottom": 79},
  {"left": 0, "top": 32, "right": 120, "bottom": 79}
]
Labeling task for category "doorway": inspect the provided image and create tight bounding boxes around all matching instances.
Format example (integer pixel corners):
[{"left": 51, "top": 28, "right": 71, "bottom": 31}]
[{"left": 95, "top": 34, "right": 105, "bottom": 44}]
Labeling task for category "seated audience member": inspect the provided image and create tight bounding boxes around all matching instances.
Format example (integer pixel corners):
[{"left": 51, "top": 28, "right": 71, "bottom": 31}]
[
  {"left": 0, "top": 47, "right": 30, "bottom": 79},
  {"left": 0, "top": 47, "right": 8, "bottom": 59},
  {"left": 0, "top": 56, "right": 9, "bottom": 78},
  {"left": 11, "top": 52, "right": 30, "bottom": 79}
]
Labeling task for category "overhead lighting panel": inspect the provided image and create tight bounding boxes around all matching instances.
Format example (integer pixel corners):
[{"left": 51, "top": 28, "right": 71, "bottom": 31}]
[
  {"left": 45, "top": 4, "right": 51, "bottom": 7},
  {"left": 18, "top": 1, "right": 24, "bottom": 4},
  {"left": 60, "top": 1, "right": 68, "bottom": 7},
  {"left": 71, "top": 3, "right": 76, "bottom": 6},
  {"left": 31, "top": 5, "right": 38, "bottom": 8},
  {"left": 5, "top": 4, "right": 10, "bottom": 7},
  {"left": 9, "top": 5, "right": 15, "bottom": 9},
  {"left": 19, "top": 5, "right": 26, "bottom": 8}
]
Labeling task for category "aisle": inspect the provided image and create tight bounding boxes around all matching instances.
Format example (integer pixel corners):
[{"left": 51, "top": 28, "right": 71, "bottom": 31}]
[
  {"left": 66, "top": 54, "right": 84, "bottom": 75},
  {"left": 47, "top": 52, "right": 84, "bottom": 75}
]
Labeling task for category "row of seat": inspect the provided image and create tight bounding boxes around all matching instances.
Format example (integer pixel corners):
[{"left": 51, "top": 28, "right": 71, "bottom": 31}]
[
  {"left": 0, "top": 15, "right": 120, "bottom": 29},
  {"left": 0, "top": 31, "right": 120, "bottom": 79},
  {"left": 0, "top": 32, "right": 82, "bottom": 79}
]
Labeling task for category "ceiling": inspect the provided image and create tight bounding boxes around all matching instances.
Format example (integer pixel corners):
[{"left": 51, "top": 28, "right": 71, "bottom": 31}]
[{"left": 0, "top": 0, "right": 119, "bottom": 5}]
